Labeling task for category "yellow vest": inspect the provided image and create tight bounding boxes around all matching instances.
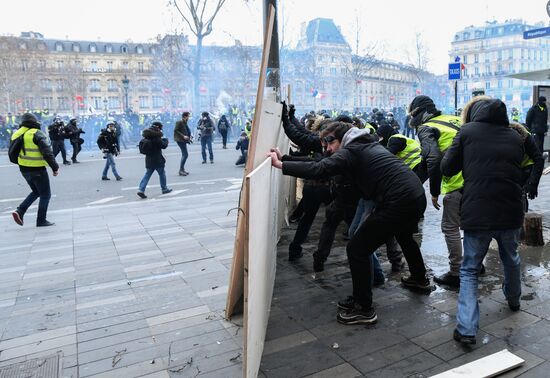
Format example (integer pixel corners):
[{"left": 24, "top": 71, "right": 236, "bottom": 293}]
[
  {"left": 421, "top": 114, "right": 464, "bottom": 194},
  {"left": 365, "top": 123, "right": 376, "bottom": 134},
  {"left": 516, "top": 124, "right": 534, "bottom": 168},
  {"left": 11, "top": 127, "right": 47, "bottom": 167},
  {"left": 389, "top": 134, "right": 422, "bottom": 170}
]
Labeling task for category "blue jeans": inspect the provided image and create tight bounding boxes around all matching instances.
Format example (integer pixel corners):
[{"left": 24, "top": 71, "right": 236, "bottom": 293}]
[
  {"left": 139, "top": 167, "right": 168, "bottom": 193},
  {"left": 177, "top": 141, "right": 189, "bottom": 172},
  {"left": 18, "top": 169, "right": 51, "bottom": 224},
  {"left": 457, "top": 229, "right": 521, "bottom": 336},
  {"left": 349, "top": 199, "right": 385, "bottom": 281},
  {"left": 102, "top": 153, "right": 120, "bottom": 179},
  {"left": 201, "top": 135, "right": 213, "bottom": 162}
]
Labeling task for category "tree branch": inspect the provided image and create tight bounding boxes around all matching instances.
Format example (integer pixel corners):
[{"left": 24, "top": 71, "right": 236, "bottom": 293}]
[{"left": 173, "top": 0, "right": 199, "bottom": 36}]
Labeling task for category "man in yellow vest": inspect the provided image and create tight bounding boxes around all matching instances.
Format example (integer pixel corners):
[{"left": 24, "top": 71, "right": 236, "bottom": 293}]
[
  {"left": 11, "top": 113, "right": 59, "bottom": 227},
  {"left": 408, "top": 95, "right": 465, "bottom": 288}
]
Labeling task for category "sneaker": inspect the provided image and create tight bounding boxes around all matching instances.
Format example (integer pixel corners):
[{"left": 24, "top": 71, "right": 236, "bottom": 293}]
[
  {"left": 63, "top": 161, "right": 71, "bottom": 165},
  {"left": 202, "top": 161, "right": 207, "bottom": 164},
  {"left": 71, "top": 159, "right": 80, "bottom": 164},
  {"left": 337, "top": 305, "right": 377, "bottom": 325},
  {"left": 434, "top": 272, "right": 460, "bottom": 288},
  {"left": 210, "top": 160, "right": 214, "bottom": 164},
  {"left": 162, "top": 188, "right": 173, "bottom": 194},
  {"left": 313, "top": 259, "right": 324, "bottom": 272},
  {"left": 116, "top": 176, "right": 123, "bottom": 181},
  {"left": 401, "top": 275, "right": 432, "bottom": 291},
  {"left": 288, "top": 252, "right": 303, "bottom": 262},
  {"left": 137, "top": 192, "right": 147, "bottom": 199},
  {"left": 453, "top": 329, "right": 476, "bottom": 345},
  {"left": 102, "top": 177, "right": 110, "bottom": 181},
  {"left": 12, "top": 210, "right": 23, "bottom": 226},
  {"left": 337, "top": 296, "right": 356, "bottom": 311},
  {"left": 37, "top": 220, "right": 55, "bottom": 227}
]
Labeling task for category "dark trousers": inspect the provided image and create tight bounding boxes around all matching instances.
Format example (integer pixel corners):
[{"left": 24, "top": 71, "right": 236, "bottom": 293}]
[
  {"left": 18, "top": 169, "right": 51, "bottom": 224},
  {"left": 405, "top": 126, "right": 416, "bottom": 139},
  {"left": 313, "top": 195, "right": 358, "bottom": 263},
  {"left": 71, "top": 141, "right": 81, "bottom": 161},
  {"left": 289, "top": 185, "right": 333, "bottom": 257},
  {"left": 347, "top": 195, "right": 427, "bottom": 309},
  {"left": 201, "top": 135, "right": 213, "bottom": 162},
  {"left": 52, "top": 140, "right": 68, "bottom": 162},
  {"left": 220, "top": 130, "right": 228, "bottom": 147},
  {"left": 534, "top": 133, "right": 545, "bottom": 154},
  {"left": 177, "top": 141, "right": 189, "bottom": 172}
]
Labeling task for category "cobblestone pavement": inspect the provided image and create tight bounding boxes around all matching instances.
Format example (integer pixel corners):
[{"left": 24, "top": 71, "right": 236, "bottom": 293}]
[{"left": 1, "top": 170, "right": 550, "bottom": 377}]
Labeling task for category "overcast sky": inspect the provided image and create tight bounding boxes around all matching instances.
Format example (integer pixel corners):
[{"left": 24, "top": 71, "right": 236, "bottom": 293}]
[{"left": 0, "top": 0, "right": 547, "bottom": 74}]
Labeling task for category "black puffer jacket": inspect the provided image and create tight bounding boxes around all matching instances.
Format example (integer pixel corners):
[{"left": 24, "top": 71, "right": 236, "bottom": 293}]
[
  {"left": 283, "top": 128, "right": 425, "bottom": 207},
  {"left": 526, "top": 102, "right": 548, "bottom": 134},
  {"left": 142, "top": 127, "right": 168, "bottom": 169},
  {"left": 282, "top": 114, "right": 323, "bottom": 154},
  {"left": 441, "top": 98, "right": 524, "bottom": 230}
]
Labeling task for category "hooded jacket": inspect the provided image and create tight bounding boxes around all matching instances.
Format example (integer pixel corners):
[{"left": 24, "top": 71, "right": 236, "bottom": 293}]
[
  {"left": 525, "top": 100, "right": 548, "bottom": 134},
  {"left": 142, "top": 127, "right": 168, "bottom": 169},
  {"left": 441, "top": 98, "right": 524, "bottom": 230},
  {"left": 283, "top": 127, "right": 424, "bottom": 207}
]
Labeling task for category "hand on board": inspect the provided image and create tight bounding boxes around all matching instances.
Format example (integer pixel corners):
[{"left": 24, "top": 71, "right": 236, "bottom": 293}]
[{"left": 268, "top": 151, "right": 283, "bottom": 169}]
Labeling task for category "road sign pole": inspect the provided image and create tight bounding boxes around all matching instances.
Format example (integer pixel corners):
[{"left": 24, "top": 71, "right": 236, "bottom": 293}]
[{"left": 454, "top": 81, "right": 458, "bottom": 116}]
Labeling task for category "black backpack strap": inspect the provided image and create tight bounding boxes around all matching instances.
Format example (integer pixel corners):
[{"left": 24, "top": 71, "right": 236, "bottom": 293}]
[{"left": 428, "top": 119, "right": 460, "bottom": 132}]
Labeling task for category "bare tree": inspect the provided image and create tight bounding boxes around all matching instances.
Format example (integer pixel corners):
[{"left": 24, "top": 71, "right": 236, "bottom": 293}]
[
  {"left": 405, "top": 32, "right": 431, "bottom": 89},
  {"left": 169, "top": 0, "right": 227, "bottom": 112}
]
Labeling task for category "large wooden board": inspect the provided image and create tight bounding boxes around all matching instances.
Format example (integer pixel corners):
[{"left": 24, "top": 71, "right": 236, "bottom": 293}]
[
  {"left": 243, "top": 158, "right": 280, "bottom": 378},
  {"left": 430, "top": 349, "right": 524, "bottom": 378}
]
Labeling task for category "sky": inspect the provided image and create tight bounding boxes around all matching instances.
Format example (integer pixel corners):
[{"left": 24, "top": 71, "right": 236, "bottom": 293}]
[{"left": 0, "top": 0, "right": 547, "bottom": 74}]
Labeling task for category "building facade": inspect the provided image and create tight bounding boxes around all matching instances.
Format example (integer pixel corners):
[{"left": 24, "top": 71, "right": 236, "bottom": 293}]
[
  {"left": 1, "top": 19, "right": 437, "bottom": 116},
  {"left": 449, "top": 19, "right": 550, "bottom": 115}
]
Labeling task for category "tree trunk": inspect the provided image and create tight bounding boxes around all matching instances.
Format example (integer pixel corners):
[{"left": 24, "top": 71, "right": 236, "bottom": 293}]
[
  {"left": 522, "top": 213, "right": 544, "bottom": 246},
  {"left": 193, "top": 36, "right": 203, "bottom": 113}
]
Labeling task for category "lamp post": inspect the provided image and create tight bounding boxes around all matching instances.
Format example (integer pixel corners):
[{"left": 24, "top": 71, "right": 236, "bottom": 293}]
[
  {"left": 121, "top": 75, "right": 130, "bottom": 113},
  {"left": 103, "top": 98, "right": 108, "bottom": 118}
]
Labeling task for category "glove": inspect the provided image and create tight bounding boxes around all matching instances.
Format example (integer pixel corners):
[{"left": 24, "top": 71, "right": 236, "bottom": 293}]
[
  {"left": 289, "top": 104, "right": 296, "bottom": 119},
  {"left": 526, "top": 183, "right": 538, "bottom": 200},
  {"left": 281, "top": 101, "right": 288, "bottom": 120}
]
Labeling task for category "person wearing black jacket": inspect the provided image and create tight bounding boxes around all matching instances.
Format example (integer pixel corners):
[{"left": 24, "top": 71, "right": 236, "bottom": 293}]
[
  {"left": 174, "top": 112, "right": 192, "bottom": 176},
  {"left": 137, "top": 121, "right": 172, "bottom": 199},
  {"left": 270, "top": 121, "right": 430, "bottom": 325},
  {"left": 48, "top": 118, "right": 71, "bottom": 165},
  {"left": 198, "top": 112, "right": 215, "bottom": 163},
  {"left": 525, "top": 96, "right": 548, "bottom": 154},
  {"left": 97, "top": 121, "right": 122, "bottom": 181},
  {"left": 11, "top": 113, "right": 59, "bottom": 227},
  {"left": 66, "top": 118, "right": 85, "bottom": 163},
  {"left": 441, "top": 97, "right": 525, "bottom": 345},
  {"left": 217, "top": 114, "right": 231, "bottom": 149}
]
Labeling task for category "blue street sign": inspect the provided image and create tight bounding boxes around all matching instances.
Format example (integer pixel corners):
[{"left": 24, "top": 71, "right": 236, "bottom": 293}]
[
  {"left": 524, "top": 26, "right": 550, "bottom": 40},
  {"left": 448, "top": 63, "right": 462, "bottom": 80}
]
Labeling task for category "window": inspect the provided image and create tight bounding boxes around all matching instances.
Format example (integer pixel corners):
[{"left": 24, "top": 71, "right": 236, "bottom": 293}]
[
  {"left": 485, "top": 65, "right": 490, "bottom": 75},
  {"left": 55, "top": 42, "right": 63, "bottom": 52},
  {"left": 107, "top": 79, "right": 118, "bottom": 91},
  {"left": 90, "top": 61, "right": 97, "bottom": 71},
  {"left": 463, "top": 55, "right": 468, "bottom": 64},
  {"left": 75, "top": 60, "right": 82, "bottom": 70},
  {"left": 330, "top": 67, "right": 337, "bottom": 75},
  {"left": 474, "top": 54, "right": 479, "bottom": 63},
  {"left": 107, "top": 61, "right": 113, "bottom": 72},
  {"left": 72, "top": 43, "right": 80, "bottom": 52},
  {"left": 89, "top": 44, "right": 97, "bottom": 53},
  {"left": 152, "top": 95, "right": 163, "bottom": 108},
  {"left": 508, "top": 79, "right": 514, "bottom": 88},
  {"left": 57, "top": 97, "right": 69, "bottom": 110},
  {"left": 122, "top": 61, "right": 129, "bottom": 71},
  {"left": 41, "top": 79, "right": 51, "bottom": 91},
  {"left": 138, "top": 62, "right": 144, "bottom": 73},
  {"left": 21, "top": 59, "right": 28, "bottom": 72},
  {"left": 105, "top": 44, "right": 113, "bottom": 53},
  {"left": 57, "top": 60, "right": 64, "bottom": 71},
  {"left": 341, "top": 67, "right": 347, "bottom": 74},
  {"left": 317, "top": 67, "right": 324, "bottom": 75},
  {"left": 139, "top": 96, "right": 149, "bottom": 108},
  {"left": 24, "top": 96, "right": 34, "bottom": 109},
  {"left": 38, "top": 60, "right": 46, "bottom": 72},
  {"left": 56, "top": 79, "right": 64, "bottom": 91},
  {"left": 121, "top": 45, "right": 128, "bottom": 53},
  {"left": 41, "top": 97, "right": 53, "bottom": 109},
  {"left": 108, "top": 96, "right": 120, "bottom": 109},
  {"left": 485, "top": 81, "right": 491, "bottom": 90},
  {"left": 138, "top": 79, "right": 147, "bottom": 90},
  {"left": 136, "top": 45, "right": 143, "bottom": 54},
  {"left": 91, "top": 96, "right": 102, "bottom": 109},
  {"left": 474, "top": 67, "right": 480, "bottom": 76},
  {"left": 497, "top": 80, "right": 502, "bottom": 89},
  {"left": 89, "top": 79, "right": 101, "bottom": 92}
]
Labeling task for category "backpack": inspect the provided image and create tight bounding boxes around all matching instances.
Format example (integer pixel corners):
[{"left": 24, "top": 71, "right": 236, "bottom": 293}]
[
  {"left": 138, "top": 138, "right": 152, "bottom": 155},
  {"left": 8, "top": 129, "right": 30, "bottom": 164}
]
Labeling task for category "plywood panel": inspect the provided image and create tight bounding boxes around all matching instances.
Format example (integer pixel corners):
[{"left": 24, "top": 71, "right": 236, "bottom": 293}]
[
  {"left": 430, "top": 349, "right": 524, "bottom": 378},
  {"left": 244, "top": 158, "right": 279, "bottom": 378}
]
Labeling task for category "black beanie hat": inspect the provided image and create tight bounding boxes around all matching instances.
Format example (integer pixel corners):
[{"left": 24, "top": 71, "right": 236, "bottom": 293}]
[
  {"left": 20, "top": 113, "right": 40, "bottom": 127},
  {"left": 376, "top": 124, "right": 396, "bottom": 145},
  {"left": 151, "top": 121, "right": 163, "bottom": 128},
  {"left": 408, "top": 95, "right": 437, "bottom": 116},
  {"left": 538, "top": 96, "right": 546, "bottom": 103}
]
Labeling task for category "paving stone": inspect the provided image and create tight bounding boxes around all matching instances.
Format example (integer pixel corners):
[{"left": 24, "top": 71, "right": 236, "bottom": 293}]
[
  {"left": 428, "top": 330, "right": 495, "bottom": 362},
  {"left": 368, "top": 350, "right": 444, "bottom": 377},
  {"left": 263, "top": 330, "right": 317, "bottom": 356},
  {"left": 515, "top": 361, "right": 550, "bottom": 378},
  {"left": 481, "top": 311, "right": 541, "bottom": 338},
  {"left": 350, "top": 340, "right": 424, "bottom": 374},
  {"left": 410, "top": 323, "right": 458, "bottom": 350},
  {"left": 301, "top": 363, "right": 362, "bottom": 378}
]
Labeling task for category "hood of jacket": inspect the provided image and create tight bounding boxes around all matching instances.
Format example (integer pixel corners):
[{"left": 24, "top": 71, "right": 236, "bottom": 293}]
[
  {"left": 341, "top": 127, "right": 372, "bottom": 147},
  {"left": 143, "top": 127, "right": 163, "bottom": 139},
  {"left": 509, "top": 121, "right": 529, "bottom": 142},
  {"left": 463, "top": 96, "right": 509, "bottom": 125}
]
